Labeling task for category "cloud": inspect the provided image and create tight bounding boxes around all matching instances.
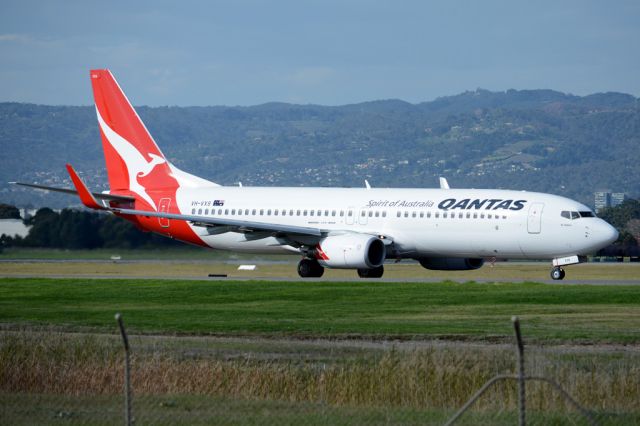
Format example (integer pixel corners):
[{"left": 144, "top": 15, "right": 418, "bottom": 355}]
[
  {"left": 288, "top": 66, "right": 336, "bottom": 86},
  {"left": 0, "top": 33, "right": 31, "bottom": 43}
]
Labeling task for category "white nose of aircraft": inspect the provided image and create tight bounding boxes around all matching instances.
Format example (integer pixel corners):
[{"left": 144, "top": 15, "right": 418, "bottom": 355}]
[{"left": 597, "top": 219, "right": 619, "bottom": 247}]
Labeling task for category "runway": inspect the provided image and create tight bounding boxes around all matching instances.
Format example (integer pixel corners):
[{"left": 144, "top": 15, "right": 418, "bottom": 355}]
[{"left": 1, "top": 258, "right": 639, "bottom": 286}]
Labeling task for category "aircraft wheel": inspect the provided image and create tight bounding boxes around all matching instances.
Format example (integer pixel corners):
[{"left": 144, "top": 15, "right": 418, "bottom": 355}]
[
  {"left": 357, "top": 265, "right": 384, "bottom": 278},
  {"left": 298, "top": 258, "right": 324, "bottom": 278},
  {"left": 550, "top": 267, "right": 565, "bottom": 280}
]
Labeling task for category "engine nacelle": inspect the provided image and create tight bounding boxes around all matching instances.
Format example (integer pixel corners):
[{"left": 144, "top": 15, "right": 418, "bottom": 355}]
[
  {"left": 418, "top": 257, "right": 484, "bottom": 271},
  {"left": 316, "top": 234, "right": 386, "bottom": 269}
]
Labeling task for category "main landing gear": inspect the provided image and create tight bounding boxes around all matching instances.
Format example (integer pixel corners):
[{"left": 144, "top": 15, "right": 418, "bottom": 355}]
[
  {"left": 297, "top": 258, "right": 324, "bottom": 278},
  {"left": 550, "top": 267, "right": 566, "bottom": 280},
  {"left": 357, "top": 265, "right": 384, "bottom": 278}
]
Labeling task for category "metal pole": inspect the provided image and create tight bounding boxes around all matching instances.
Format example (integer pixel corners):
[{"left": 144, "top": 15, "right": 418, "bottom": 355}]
[
  {"left": 512, "top": 316, "right": 525, "bottom": 426},
  {"left": 115, "top": 313, "right": 132, "bottom": 426}
]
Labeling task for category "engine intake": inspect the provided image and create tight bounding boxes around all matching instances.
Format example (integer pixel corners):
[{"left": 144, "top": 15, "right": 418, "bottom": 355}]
[
  {"left": 316, "top": 234, "right": 386, "bottom": 269},
  {"left": 418, "top": 257, "right": 484, "bottom": 271}
]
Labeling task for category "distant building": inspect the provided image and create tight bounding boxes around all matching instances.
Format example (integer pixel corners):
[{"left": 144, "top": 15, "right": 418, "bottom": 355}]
[
  {"left": 594, "top": 191, "right": 611, "bottom": 213},
  {"left": 611, "top": 192, "right": 627, "bottom": 207},
  {"left": 595, "top": 191, "right": 627, "bottom": 213},
  {"left": 0, "top": 219, "right": 30, "bottom": 238}
]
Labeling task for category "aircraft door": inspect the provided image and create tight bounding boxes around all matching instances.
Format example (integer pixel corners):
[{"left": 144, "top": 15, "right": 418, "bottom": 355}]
[
  {"left": 527, "top": 202, "right": 544, "bottom": 234},
  {"left": 358, "top": 209, "right": 368, "bottom": 225},
  {"left": 158, "top": 198, "right": 171, "bottom": 228},
  {"left": 345, "top": 207, "right": 355, "bottom": 225}
]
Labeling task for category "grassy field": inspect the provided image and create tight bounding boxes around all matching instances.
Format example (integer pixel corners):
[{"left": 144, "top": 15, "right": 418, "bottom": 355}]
[
  {"left": 2, "top": 276, "right": 639, "bottom": 424},
  {"left": 1, "top": 277, "right": 639, "bottom": 342}
]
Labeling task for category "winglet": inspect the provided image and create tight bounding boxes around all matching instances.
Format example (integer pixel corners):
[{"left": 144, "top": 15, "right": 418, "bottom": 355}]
[
  {"left": 66, "top": 164, "right": 105, "bottom": 210},
  {"left": 439, "top": 177, "right": 450, "bottom": 189}
]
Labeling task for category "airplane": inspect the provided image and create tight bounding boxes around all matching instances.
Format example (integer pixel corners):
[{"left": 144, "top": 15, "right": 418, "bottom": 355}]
[{"left": 14, "top": 69, "right": 619, "bottom": 280}]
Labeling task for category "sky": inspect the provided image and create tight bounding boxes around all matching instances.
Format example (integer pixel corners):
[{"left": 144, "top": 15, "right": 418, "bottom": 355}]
[{"left": 0, "top": 0, "right": 638, "bottom": 106}]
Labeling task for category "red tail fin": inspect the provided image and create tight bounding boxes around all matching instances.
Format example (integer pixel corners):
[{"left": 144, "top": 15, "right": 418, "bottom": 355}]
[{"left": 91, "top": 70, "right": 178, "bottom": 210}]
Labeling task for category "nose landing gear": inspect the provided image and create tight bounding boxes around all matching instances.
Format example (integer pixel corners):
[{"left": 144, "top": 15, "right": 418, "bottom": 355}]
[{"left": 550, "top": 267, "right": 565, "bottom": 280}]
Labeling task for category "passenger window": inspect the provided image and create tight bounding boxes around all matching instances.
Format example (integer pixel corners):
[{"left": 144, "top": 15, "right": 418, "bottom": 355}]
[
  {"left": 427, "top": 212, "right": 431, "bottom": 218},
  {"left": 332, "top": 210, "right": 336, "bottom": 216},
  {"left": 473, "top": 213, "right": 478, "bottom": 219},
  {"left": 303, "top": 210, "right": 308, "bottom": 216},
  {"left": 224, "top": 209, "right": 229, "bottom": 215},
  {"left": 325, "top": 210, "right": 329, "bottom": 216},
  {"left": 435, "top": 212, "right": 440, "bottom": 218},
  {"left": 404, "top": 211, "right": 409, "bottom": 218},
  {"left": 251, "top": 209, "right": 256, "bottom": 215},
  {"left": 217, "top": 209, "right": 222, "bottom": 215},
  {"left": 231, "top": 209, "right": 236, "bottom": 215},
  {"left": 296, "top": 210, "right": 301, "bottom": 216},
  {"left": 274, "top": 210, "right": 278, "bottom": 216},
  {"left": 361, "top": 211, "right": 365, "bottom": 217},
  {"left": 245, "top": 209, "right": 249, "bottom": 215},
  {"left": 375, "top": 211, "right": 379, "bottom": 218},
  {"left": 411, "top": 212, "right": 416, "bottom": 218},
  {"left": 281, "top": 210, "right": 286, "bottom": 216},
  {"left": 348, "top": 210, "right": 353, "bottom": 217},
  {"left": 397, "top": 211, "right": 401, "bottom": 218},
  {"left": 191, "top": 208, "right": 195, "bottom": 214},
  {"left": 198, "top": 208, "right": 202, "bottom": 215},
  {"left": 317, "top": 210, "right": 322, "bottom": 216},
  {"left": 419, "top": 212, "right": 424, "bottom": 218},
  {"left": 289, "top": 210, "right": 294, "bottom": 216},
  {"left": 340, "top": 211, "right": 344, "bottom": 217},
  {"left": 311, "top": 210, "right": 315, "bottom": 216},
  {"left": 480, "top": 213, "right": 485, "bottom": 219},
  {"left": 466, "top": 212, "right": 471, "bottom": 219},
  {"left": 368, "top": 211, "right": 373, "bottom": 217},
  {"left": 443, "top": 212, "right": 448, "bottom": 218},
  {"left": 260, "top": 209, "right": 264, "bottom": 215},
  {"left": 382, "top": 211, "right": 387, "bottom": 218},
  {"left": 487, "top": 214, "right": 492, "bottom": 219}
]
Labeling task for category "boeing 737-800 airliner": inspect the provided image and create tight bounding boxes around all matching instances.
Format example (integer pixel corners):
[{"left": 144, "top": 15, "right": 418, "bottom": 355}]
[{"left": 15, "top": 70, "right": 619, "bottom": 280}]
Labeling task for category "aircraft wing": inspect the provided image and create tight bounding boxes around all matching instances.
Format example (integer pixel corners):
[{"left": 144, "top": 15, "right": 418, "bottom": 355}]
[{"left": 114, "top": 208, "right": 324, "bottom": 237}]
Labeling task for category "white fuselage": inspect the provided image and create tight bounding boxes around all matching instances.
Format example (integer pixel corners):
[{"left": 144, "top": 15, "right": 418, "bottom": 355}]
[{"left": 172, "top": 186, "right": 618, "bottom": 260}]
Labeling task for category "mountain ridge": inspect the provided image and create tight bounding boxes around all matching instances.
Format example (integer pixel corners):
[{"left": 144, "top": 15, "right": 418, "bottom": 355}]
[{"left": 1, "top": 89, "right": 638, "bottom": 209}]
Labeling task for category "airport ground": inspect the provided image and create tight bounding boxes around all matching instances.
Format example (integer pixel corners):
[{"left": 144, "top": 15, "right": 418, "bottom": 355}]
[{"left": 1, "top": 248, "right": 639, "bottom": 424}]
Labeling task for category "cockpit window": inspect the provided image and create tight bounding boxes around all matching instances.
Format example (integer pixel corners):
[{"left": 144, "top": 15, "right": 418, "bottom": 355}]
[{"left": 561, "top": 210, "right": 595, "bottom": 220}]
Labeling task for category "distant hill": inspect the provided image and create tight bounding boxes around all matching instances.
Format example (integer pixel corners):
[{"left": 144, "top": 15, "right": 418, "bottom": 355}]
[{"left": 1, "top": 89, "right": 638, "bottom": 208}]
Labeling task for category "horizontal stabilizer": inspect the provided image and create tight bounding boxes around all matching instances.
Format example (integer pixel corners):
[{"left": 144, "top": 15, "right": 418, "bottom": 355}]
[
  {"left": 65, "top": 164, "right": 105, "bottom": 210},
  {"left": 11, "top": 182, "right": 135, "bottom": 203}
]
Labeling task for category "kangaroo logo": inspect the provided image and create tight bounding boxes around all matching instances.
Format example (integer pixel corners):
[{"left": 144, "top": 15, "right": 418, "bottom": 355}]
[{"left": 96, "top": 108, "right": 166, "bottom": 210}]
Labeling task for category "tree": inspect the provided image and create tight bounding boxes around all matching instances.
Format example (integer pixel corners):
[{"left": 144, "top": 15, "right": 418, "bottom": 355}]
[{"left": 0, "top": 204, "right": 20, "bottom": 219}]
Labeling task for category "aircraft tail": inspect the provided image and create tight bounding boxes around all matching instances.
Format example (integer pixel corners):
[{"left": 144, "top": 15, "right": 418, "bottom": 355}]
[{"left": 90, "top": 69, "right": 216, "bottom": 210}]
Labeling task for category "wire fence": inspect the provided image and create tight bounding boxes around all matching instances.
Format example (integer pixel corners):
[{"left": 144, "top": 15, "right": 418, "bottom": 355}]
[{"left": 1, "top": 316, "right": 639, "bottom": 425}]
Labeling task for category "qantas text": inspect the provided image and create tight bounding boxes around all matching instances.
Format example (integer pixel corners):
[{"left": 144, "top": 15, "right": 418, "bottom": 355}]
[{"left": 438, "top": 198, "right": 527, "bottom": 211}]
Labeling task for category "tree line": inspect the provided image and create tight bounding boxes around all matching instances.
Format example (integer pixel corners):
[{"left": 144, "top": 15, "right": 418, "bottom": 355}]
[{"left": 0, "top": 205, "right": 181, "bottom": 250}]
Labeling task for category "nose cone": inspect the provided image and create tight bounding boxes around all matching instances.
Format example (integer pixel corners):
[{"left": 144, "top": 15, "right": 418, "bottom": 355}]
[{"left": 598, "top": 220, "right": 619, "bottom": 247}]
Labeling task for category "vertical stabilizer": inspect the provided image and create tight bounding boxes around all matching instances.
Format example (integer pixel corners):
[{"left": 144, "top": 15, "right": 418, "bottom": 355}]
[{"left": 90, "top": 69, "right": 215, "bottom": 210}]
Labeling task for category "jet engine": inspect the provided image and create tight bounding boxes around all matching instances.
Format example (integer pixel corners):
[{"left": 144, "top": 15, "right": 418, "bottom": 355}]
[
  {"left": 316, "top": 234, "right": 386, "bottom": 269},
  {"left": 418, "top": 257, "right": 484, "bottom": 271}
]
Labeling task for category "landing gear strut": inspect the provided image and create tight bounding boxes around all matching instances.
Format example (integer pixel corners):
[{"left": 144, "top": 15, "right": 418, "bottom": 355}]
[
  {"left": 298, "top": 258, "right": 324, "bottom": 278},
  {"left": 550, "top": 267, "right": 565, "bottom": 280},
  {"left": 357, "top": 265, "right": 384, "bottom": 278}
]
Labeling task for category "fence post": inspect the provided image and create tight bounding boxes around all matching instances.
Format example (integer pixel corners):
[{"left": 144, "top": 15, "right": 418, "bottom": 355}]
[
  {"left": 512, "top": 316, "right": 525, "bottom": 426},
  {"left": 115, "top": 313, "right": 132, "bottom": 426}
]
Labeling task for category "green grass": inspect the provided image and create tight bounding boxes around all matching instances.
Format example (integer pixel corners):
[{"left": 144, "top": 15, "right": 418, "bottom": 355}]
[{"left": 1, "top": 278, "right": 640, "bottom": 343}]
